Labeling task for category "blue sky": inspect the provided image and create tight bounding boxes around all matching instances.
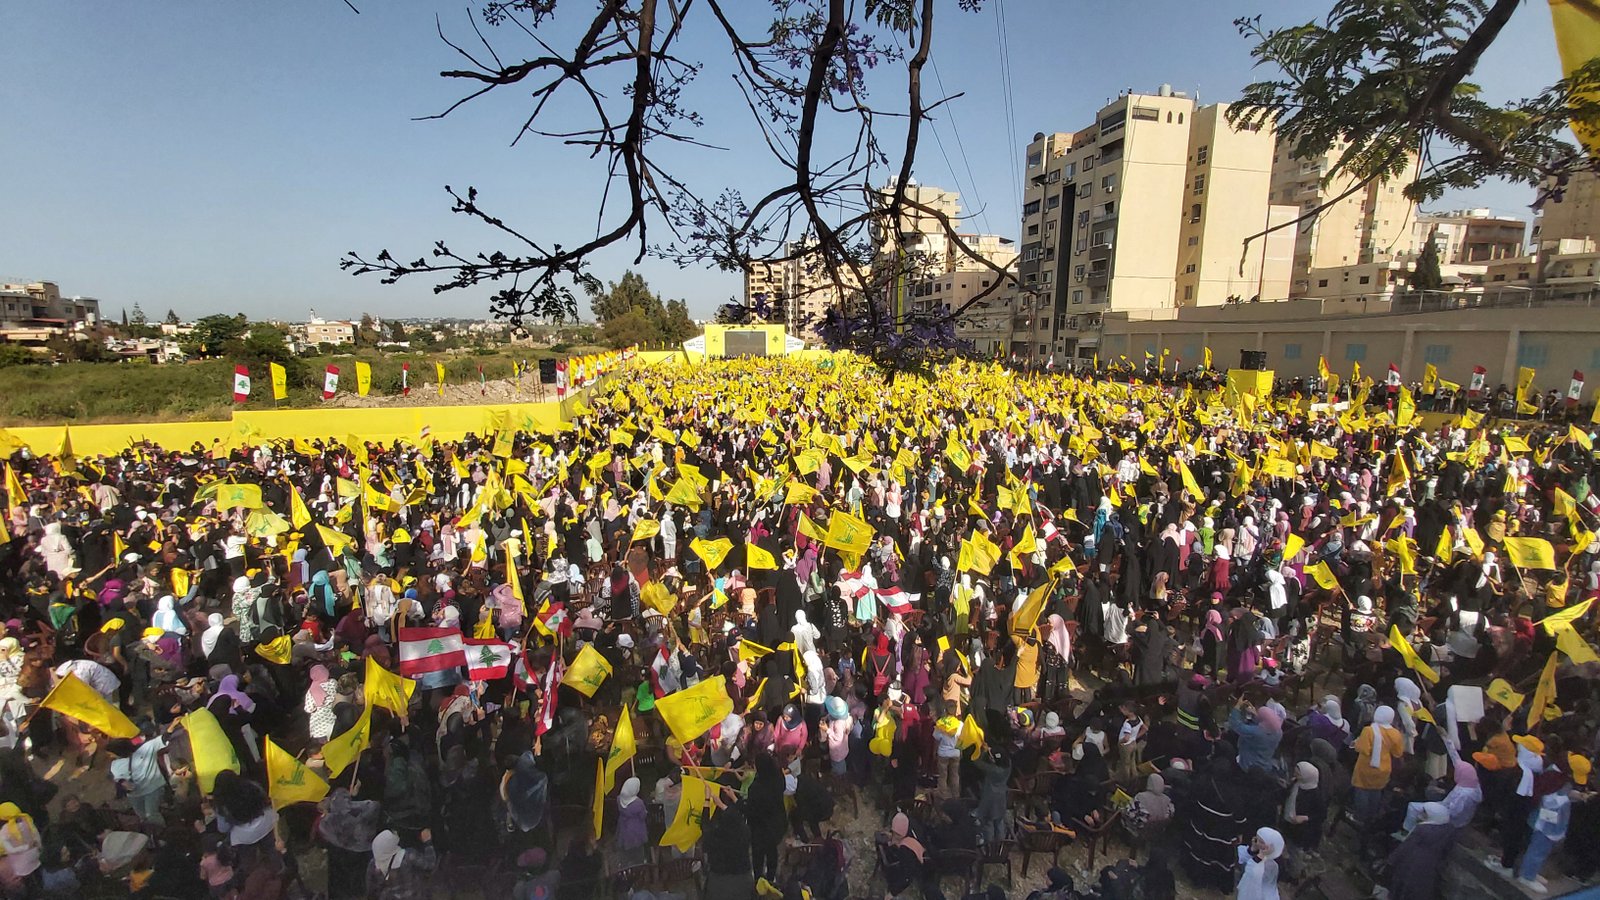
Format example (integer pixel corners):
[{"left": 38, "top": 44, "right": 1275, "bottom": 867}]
[{"left": 0, "top": 1, "right": 1563, "bottom": 321}]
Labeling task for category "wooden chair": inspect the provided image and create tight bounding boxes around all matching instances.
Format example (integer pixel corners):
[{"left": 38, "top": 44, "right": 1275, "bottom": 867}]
[
  {"left": 612, "top": 863, "right": 654, "bottom": 896},
  {"left": 1078, "top": 809, "right": 1122, "bottom": 872},
  {"left": 1018, "top": 826, "right": 1067, "bottom": 876},
  {"left": 974, "top": 838, "right": 1015, "bottom": 889},
  {"left": 781, "top": 842, "right": 822, "bottom": 879},
  {"left": 653, "top": 854, "right": 702, "bottom": 896},
  {"left": 927, "top": 848, "right": 979, "bottom": 899}
]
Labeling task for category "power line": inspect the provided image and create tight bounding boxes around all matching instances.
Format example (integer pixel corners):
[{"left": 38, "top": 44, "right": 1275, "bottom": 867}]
[
  {"left": 928, "top": 57, "right": 993, "bottom": 236},
  {"left": 994, "top": 0, "right": 1022, "bottom": 216}
]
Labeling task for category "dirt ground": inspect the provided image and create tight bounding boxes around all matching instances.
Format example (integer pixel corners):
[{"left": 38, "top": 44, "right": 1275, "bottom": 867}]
[{"left": 321, "top": 374, "right": 562, "bottom": 409}]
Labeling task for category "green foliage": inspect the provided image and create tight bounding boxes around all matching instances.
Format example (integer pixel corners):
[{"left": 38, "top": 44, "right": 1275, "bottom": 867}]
[
  {"left": 182, "top": 314, "right": 250, "bottom": 358},
  {"left": 1230, "top": 1, "right": 1600, "bottom": 205},
  {"left": 0, "top": 344, "right": 44, "bottom": 370},
  {"left": 1413, "top": 232, "right": 1444, "bottom": 292},
  {"left": 589, "top": 271, "right": 700, "bottom": 349}
]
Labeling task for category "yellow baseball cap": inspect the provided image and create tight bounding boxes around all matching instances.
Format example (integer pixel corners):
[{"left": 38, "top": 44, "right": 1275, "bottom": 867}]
[
  {"left": 1513, "top": 734, "right": 1546, "bottom": 755},
  {"left": 1570, "top": 753, "right": 1592, "bottom": 787}
]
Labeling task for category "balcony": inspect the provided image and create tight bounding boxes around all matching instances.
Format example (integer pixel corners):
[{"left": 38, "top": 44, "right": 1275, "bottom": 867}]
[{"left": 1086, "top": 266, "right": 1110, "bottom": 287}]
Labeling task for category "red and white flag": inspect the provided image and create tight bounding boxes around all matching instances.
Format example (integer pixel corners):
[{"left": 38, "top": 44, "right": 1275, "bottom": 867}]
[
  {"left": 232, "top": 365, "right": 251, "bottom": 403},
  {"left": 874, "top": 588, "right": 918, "bottom": 615},
  {"left": 535, "top": 600, "right": 570, "bottom": 638},
  {"left": 555, "top": 360, "right": 568, "bottom": 398},
  {"left": 396, "top": 626, "right": 467, "bottom": 676},
  {"left": 1469, "top": 365, "right": 1487, "bottom": 397},
  {"left": 536, "top": 652, "right": 563, "bottom": 735},
  {"left": 323, "top": 365, "right": 340, "bottom": 400},
  {"left": 401, "top": 362, "right": 410, "bottom": 397},
  {"left": 463, "top": 638, "right": 514, "bottom": 681},
  {"left": 1569, "top": 370, "right": 1585, "bottom": 406},
  {"left": 1386, "top": 364, "right": 1401, "bottom": 387}
]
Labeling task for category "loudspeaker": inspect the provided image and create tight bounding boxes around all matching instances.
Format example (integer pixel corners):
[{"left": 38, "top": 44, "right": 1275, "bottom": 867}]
[
  {"left": 538, "top": 358, "right": 557, "bottom": 383},
  {"left": 1239, "top": 350, "right": 1268, "bottom": 371}
]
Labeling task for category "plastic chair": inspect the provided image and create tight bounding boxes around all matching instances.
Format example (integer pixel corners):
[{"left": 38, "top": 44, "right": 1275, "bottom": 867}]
[
  {"left": 928, "top": 848, "right": 980, "bottom": 898},
  {"left": 1018, "top": 826, "right": 1066, "bottom": 876},
  {"left": 975, "top": 838, "right": 1015, "bottom": 888}
]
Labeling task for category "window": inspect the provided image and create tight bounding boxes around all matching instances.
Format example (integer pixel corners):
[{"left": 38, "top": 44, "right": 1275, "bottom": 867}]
[
  {"left": 1132, "top": 106, "right": 1160, "bottom": 121},
  {"left": 1039, "top": 344, "right": 1048, "bottom": 354},
  {"left": 1193, "top": 174, "right": 1206, "bottom": 194},
  {"left": 1178, "top": 112, "right": 1184, "bottom": 124},
  {"left": 1183, "top": 285, "right": 1193, "bottom": 301},
  {"left": 1345, "top": 343, "right": 1367, "bottom": 362},
  {"left": 1283, "top": 343, "right": 1302, "bottom": 360},
  {"left": 1590, "top": 347, "right": 1600, "bottom": 370},
  {"left": 1077, "top": 210, "right": 1090, "bottom": 227},
  {"left": 1423, "top": 344, "right": 1452, "bottom": 365},
  {"left": 1047, "top": 170, "right": 1061, "bottom": 183},
  {"left": 1040, "top": 317, "right": 1050, "bottom": 329},
  {"left": 1023, "top": 200, "right": 1041, "bottom": 216},
  {"left": 1083, "top": 156, "right": 1095, "bottom": 171},
  {"left": 1099, "top": 109, "right": 1127, "bottom": 132},
  {"left": 1076, "top": 238, "right": 1087, "bottom": 253},
  {"left": 1101, "top": 175, "right": 1117, "bottom": 193},
  {"left": 1358, "top": 275, "right": 1371, "bottom": 285},
  {"left": 1196, "top": 145, "right": 1209, "bottom": 165},
  {"left": 1074, "top": 265, "right": 1085, "bottom": 280},
  {"left": 1063, "top": 162, "right": 1075, "bottom": 179},
  {"left": 1318, "top": 278, "right": 1329, "bottom": 288},
  {"left": 1189, "top": 204, "right": 1201, "bottom": 223},
  {"left": 1518, "top": 343, "right": 1549, "bottom": 368},
  {"left": 1166, "top": 111, "right": 1172, "bottom": 123},
  {"left": 1027, "top": 151, "right": 1042, "bottom": 168},
  {"left": 1072, "top": 290, "right": 1084, "bottom": 304},
  {"left": 1047, "top": 195, "right": 1060, "bottom": 209},
  {"left": 1091, "top": 230, "right": 1110, "bottom": 247},
  {"left": 1184, "top": 264, "right": 1196, "bottom": 274},
  {"left": 1187, "top": 235, "right": 1199, "bottom": 246},
  {"left": 1042, "top": 271, "right": 1052, "bottom": 283},
  {"left": 1028, "top": 224, "right": 1040, "bottom": 236},
  {"left": 1077, "top": 183, "right": 1091, "bottom": 198}
]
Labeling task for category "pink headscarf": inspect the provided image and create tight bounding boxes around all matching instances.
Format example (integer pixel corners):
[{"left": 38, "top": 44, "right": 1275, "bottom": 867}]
[
  {"left": 1045, "top": 614, "right": 1071, "bottom": 661},
  {"left": 1203, "top": 609, "right": 1225, "bottom": 642},
  {"left": 1254, "top": 706, "right": 1283, "bottom": 733},
  {"left": 1454, "top": 760, "right": 1480, "bottom": 790},
  {"left": 307, "top": 664, "right": 331, "bottom": 706}
]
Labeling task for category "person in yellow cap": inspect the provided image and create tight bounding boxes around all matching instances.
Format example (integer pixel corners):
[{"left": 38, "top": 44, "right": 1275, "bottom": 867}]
[{"left": 0, "top": 802, "right": 41, "bottom": 885}]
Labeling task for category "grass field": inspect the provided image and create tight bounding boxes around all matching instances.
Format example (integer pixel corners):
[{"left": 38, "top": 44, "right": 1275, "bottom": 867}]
[{"left": 0, "top": 346, "right": 607, "bottom": 425}]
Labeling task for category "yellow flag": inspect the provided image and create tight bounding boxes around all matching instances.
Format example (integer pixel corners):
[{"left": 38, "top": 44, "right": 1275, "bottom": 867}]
[
  {"left": 1388, "top": 624, "right": 1439, "bottom": 684},
  {"left": 1486, "top": 678, "right": 1525, "bottom": 711},
  {"left": 1305, "top": 560, "right": 1339, "bottom": 591},
  {"left": 1528, "top": 651, "right": 1559, "bottom": 729},
  {"left": 1421, "top": 363, "right": 1438, "bottom": 395},
  {"left": 632, "top": 519, "right": 660, "bottom": 543},
  {"left": 269, "top": 362, "right": 288, "bottom": 401},
  {"left": 215, "top": 483, "right": 264, "bottom": 511},
  {"left": 659, "top": 774, "right": 712, "bottom": 851},
  {"left": 41, "top": 672, "right": 139, "bottom": 739},
  {"left": 605, "top": 705, "right": 637, "bottom": 792},
  {"left": 562, "top": 644, "right": 614, "bottom": 698},
  {"left": 1538, "top": 598, "right": 1593, "bottom": 635},
  {"left": 435, "top": 362, "right": 446, "bottom": 396},
  {"left": 1554, "top": 0, "right": 1600, "bottom": 154},
  {"left": 1283, "top": 533, "right": 1306, "bottom": 561},
  {"left": 655, "top": 675, "right": 733, "bottom": 744},
  {"left": 1008, "top": 524, "right": 1038, "bottom": 570},
  {"left": 355, "top": 361, "right": 372, "bottom": 397},
  {"left": 288, "top": 481, "right": 313, "bottom": 530},
  {"left": 691, "top": 537, "right": 735, "bottom": 571},
  {"left": 1396, "top": 386, "right": 1416, "bottom": 427},
  {"left": 956, "top": 713, "right": 986, "bottom": 760},
  {"left": 869, "top": 709, "right": 896, "bottom": 757},
  {"left": 183, "top": 707, "right": 242, "bottom": 793},
  {"left": 317, "top": 524, "right": 355, "bottom": 557},
  {"left": 738, "top": 640, "right": 775, "bottom": 663},
  {"left": 745, "top": 544, "right": 778, "bottom": 570},
  {"left": 171, "top": 567, "right": 191, "bottom": 598},
  {"left": 1556, "top": 624, "right": 1600, "bottom": 664},
  {"left": 1516, "top": 365, "right": 1537, "bottom": 407},
  {"left": 784, "top": 481, "right": 820, "bottom": 506},
  {"left": 1011, "top": 578, "right": 1055, "bottom": 635},
  {"left": 593, "top": 758, "right": 606, "bottom": 839},
  {"left": 364, "top": 656, "right": 416, "bottom": 717},
  {"left": 824, "top": 509, "right": 874, "bottom": 555},
  {"left": 665, "top": 478, "right": 703, "bottom": 510},
  {"left": 640, "top": 581, "right": 675, "bottom": 615},
  {"left": 1503, "top": 536, "right": 1557, "bottom": 570},
  {"left": 266, "top": 736, "right": 329, "bottom": 809},
  {"left": 796, "top": 515, "right": 827, "bottom": 543},
  {"left": 322, "top": 705, "right": 372, "bottom": 778},
  {"left": 3, "top": 464, "right": 23, "bottom": 509},
  {"left": 255, "top": 635, "right": 293, "bottom": 665},
  {"left": 944, "top": 437, "right": 973, "bottom": 472}
]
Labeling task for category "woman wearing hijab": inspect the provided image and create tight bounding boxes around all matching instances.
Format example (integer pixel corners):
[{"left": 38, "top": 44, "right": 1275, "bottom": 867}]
[
  {"left": 500, "top": 751, "right": 549, "bottom": 843},
  {"left": 303, "top": 664, "right": 339, "bottom": 743},
  {"left": 743, "top": 755, "right": 787, "bottom": 884},
  {"left": 1306, "top": 696, "right": 1351, "bottom": 747},
  {"left": 318, "top": 779, "right": 382, "bottom": 900},
  {"left": 0, "top": 802, "right": 42, "bottom": 889},
  {"left": 771, "top": 704, "right": 809, "bottom": 767},
  {"left": 1234, "top": 826, "right": 1284, "bottom": 900},
  {"left": 1281, "top": 761, "right": 1326, "bottom": 852},
  {"left": 151, "top": 595, "right": 187, "bottom": 635},
  {"left": 614, "top": 777, "right": 648, "bottom": 868},
  {"left": 1128, "top": 772, "right": 1175, "bottom": 839},
  {"left": 1199, "top": 608, "right": 1226, "bottom": 677},
  {"left": 1038, "top": 613, "right": 1071, "bottom": 703},
  {"left": 1385, "top": 802, "right": 1457, "bottom": 900},
  {"left": 201, "top": 612, "right": 242, "bottom": 672},
  {"left": 367, "top": 829, "right": 437, "bottom": 900},
  {"left": 1229, "top": 702, "right": 1282, "bottom": 774},
  {"left": 1352, "top": 705, "right": 1404, "bottom": 827},
  {"left": 881, "top": 811, "right": 925, "bottom": 898},
  {"left": 1052, "top": 742, "right": 1109, "bottom": 831},
  {"left": 1181, "top": 761, "right": 1253, "bottom": 892}
]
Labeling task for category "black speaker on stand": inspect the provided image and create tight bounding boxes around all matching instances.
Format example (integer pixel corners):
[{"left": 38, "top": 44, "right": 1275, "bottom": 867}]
[{"left": 1239, "top": 349, "right": 1268, "bottom": 371}]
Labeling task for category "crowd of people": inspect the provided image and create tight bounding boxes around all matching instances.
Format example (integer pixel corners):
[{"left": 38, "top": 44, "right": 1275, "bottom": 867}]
[{"left": 0, "top": 354, "right": 1595, "bottom": 900}]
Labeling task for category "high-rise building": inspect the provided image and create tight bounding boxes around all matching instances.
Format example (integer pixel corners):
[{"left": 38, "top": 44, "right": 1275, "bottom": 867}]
[
  {"left": 1533, "top": 170, "right": 1600, "bottom": 245},
  {"left": 1015, "top": 88, "right": 1287, "bottom": 361},
  {"left": 740, "top": 242, "right": 858, "bottom": 343},
  {"left": 1268, "top": 142, "right": 1421, "bottom": 295}
]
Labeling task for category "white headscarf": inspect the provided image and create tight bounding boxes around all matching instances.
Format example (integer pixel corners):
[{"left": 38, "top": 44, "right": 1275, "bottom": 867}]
[
  {"left": 1237, "top": 827, "right": 1285, "bottom": 900},
  {"left": 619, "top": 776, "right": 641, "bottom": 809},
  {"left": 1369, "top": 706, "right": 1396, "bottom": 769},
  {"left": 152, "top": 596, "right": 186, "bottom": 635},
  {"left": 372, "top": 830, "right": 404, "bottom": 878},
  {"left": 200, "top": 613, "right": 226, "bottom": 657}
]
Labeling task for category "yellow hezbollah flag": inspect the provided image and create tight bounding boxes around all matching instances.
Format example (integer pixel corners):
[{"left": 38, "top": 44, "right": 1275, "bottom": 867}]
[
  {"left": 1305, "top": 560, "right": 1339, "bottom": 591},
  {"left": 266, "top": 735, "right": 329, "bottom": 809},
  {"left": 171, "top": 567, "right": 191, "bottom": 598},
  {"left": 322, "top": 705, "right": 371, "bottom": 778},
  {"left": 1552, "top": 0, "right": 1600, "bottom": 154},
  {"left": 956, "top": 713, "right": 986, "bottom": 760},
  {"left": 824, "top": 510, "right": 874, "bottom": 555},
  {"left": 1504, "top": 537, "right": 1557, "bottom": 570},
  {"left": 214, "top": 483, "right": 264, "bottom": 511},
  {"left": 270, "top": 362, "right": 288, "bottom": 401},
  {"left": 1388, "top": 624, "right": 1439, "bottom": 684},
  {"left": 745, "top": 544, "right": 778, "bottom": 570},
  {"left": 1486, "top": 678, "right": 1525, "bottom": 711},
  {"left": 288, "top": 482, "right": 313, "bottom": 530},
  {"left": 659, "top": 774, "right": 712, "bottom": 851},
  {"left": 1516, "top": 366, "right": 1538, "bottom": 408},
  {"left": 655, "top": 675, "right": 733, "bottom": 744},
  {"left": 632, "top": 519, "right": 660, "bottom": 543},
  {"left": 605, "top": 705, "right": 636, "bottom": 792},
  {"left": 183, "top": 707, "right": 242, "bottom": 793},
  {"left": 1283, "top": 533, "right": 1306, "bottom": 562},
  {"left": 41, "top": 672, "right": 139, "bottom": 739},
  {"left": 435, "top": 362, "right": 446, "bottom": 396},
  {"left": 562, "top": 644, "right": 614, "bottom": 698},
  {"left": 691, "top": 536, "right": 734, "bottom": 571},
  {"left": 355, "top": 361, "right": 372, "bottom": 397},
  {"left": 254, "top": 635, "right": 293, "bottom": 665},
  {"left": 1011, "top": 578, "right": 1055, "bottom": 636},
  {"left": 784, "top": 481, "right": 819, "bottom": 505},
  {"left": 364, "top": 656, "right": 416, "bottom": 717},
  {"left": 1539, "top": 598, "right": 1593, "bottom": 635},
  {"left": 1555, "top": 624, "right": 1600, "bottom": 664},
  {"left": 1528, "top": 651, "right": 1559, "bottom": 729},
  {"left": 3, "top": 464, "right": 23, "bottom": 509}
]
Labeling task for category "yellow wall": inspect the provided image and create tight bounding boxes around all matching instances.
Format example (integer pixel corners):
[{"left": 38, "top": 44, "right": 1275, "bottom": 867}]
[{"left": 701, "top": 324, "right": 788, "bottom": 358}]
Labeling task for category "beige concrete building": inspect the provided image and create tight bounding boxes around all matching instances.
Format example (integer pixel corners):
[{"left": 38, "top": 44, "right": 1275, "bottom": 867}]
[
  {"left": 1534, "top": 170, "right": 1600, "bottom": 245},
  {"left": 740, "top": 243, "right": 858, "bottom": 343},
  {"left": 1269, "top": 143, "right": 1421, "bottom": 296},
  {"left": 1015, "top": 88, "right": 1287, "bottom": 361},
  {"left": 304, "top": 316, "right": 356, "bottom": 346},
  {"left": 1405, "top": 208, "right": 1526, "bottom": 265},
  {"left": 0, "top": 281, "right": 101, "bottom": 329},
  {"left": 1100, "top": 298, "right": 1600, "bottom": 393}
]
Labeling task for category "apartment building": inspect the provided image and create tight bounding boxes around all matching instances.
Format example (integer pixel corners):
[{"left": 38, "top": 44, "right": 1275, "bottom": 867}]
[
  {"left": 0, "top": 281, "right": 101, "bottom": 329},
  {"left": 304, "top": 316, "right": 356, "bottom": 346},
  {"left": 1268, "top": 142, "right": 1421, "bottom": 295},
  {"left": 740, "top": 243, "right": 858, "bottom": 343},
  {"left": 1534, "top": 169, "right": 1600, "bottom": 245},
  {"left": 1014, "top": 88, "right": 1285, "bottom": 361},
  {"left": 1407, "top": 208, "right": 1527, "bottom": 265}
]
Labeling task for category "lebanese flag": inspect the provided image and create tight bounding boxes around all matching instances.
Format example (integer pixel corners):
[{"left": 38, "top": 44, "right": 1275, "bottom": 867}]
[
  {"left": 396, "top": 626, "right": 467, "bottom": 676},
  {"left": 535, "top": 600, "right": 570, "bottom": 638},
  {"left": 874, "top": 587, "right": 918, "bottom": 615},
  {"left": 463, "top": 638, "right": 514, "bottom": 681},
  {"left": 536, "top": 651, "right": 563, "bottom": 735},
  {"left": 1386, "top": 364, "right": 1401, "bottom": 387},
  {"left": 1040, "top": 519, "right": 1060, "bottom": 544},
  {"left": 555, "top": 360, "right": 568, "bottom": 398},
  {"left": 513, "top": 655, "right": 539, "bottom": 692},
  {"left": 1569, "top": 370, "right": 1585, "bottom": 406},
  {"left": 232, "top": 365, "right": 251, "bottom": 403},
  {"left": 1469, "top": 366, "right": 1487, "bottom": 397},
  {"left": 323, "top": 365, "right": 340, "bottom": 400},
  {"left": 402, "top": 362, "right": 410, "bottom": 397}
]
